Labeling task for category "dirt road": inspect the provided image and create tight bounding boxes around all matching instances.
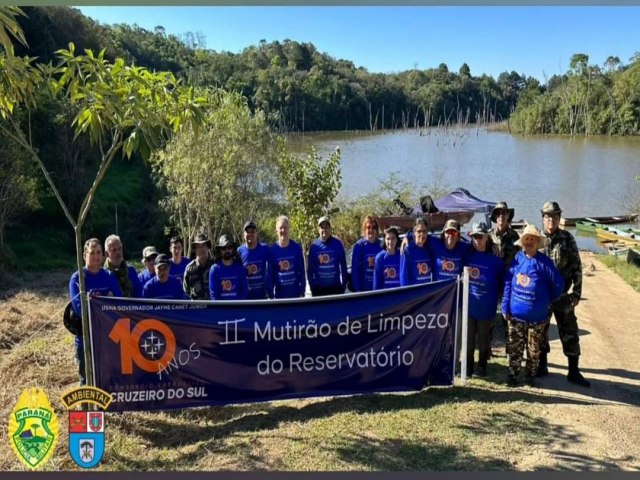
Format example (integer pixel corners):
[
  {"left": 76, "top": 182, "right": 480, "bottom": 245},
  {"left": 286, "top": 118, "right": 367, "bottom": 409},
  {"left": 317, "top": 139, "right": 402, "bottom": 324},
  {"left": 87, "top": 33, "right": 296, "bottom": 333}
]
[{"left": 519, "top": 252, "right": 640, "bottom": 470}]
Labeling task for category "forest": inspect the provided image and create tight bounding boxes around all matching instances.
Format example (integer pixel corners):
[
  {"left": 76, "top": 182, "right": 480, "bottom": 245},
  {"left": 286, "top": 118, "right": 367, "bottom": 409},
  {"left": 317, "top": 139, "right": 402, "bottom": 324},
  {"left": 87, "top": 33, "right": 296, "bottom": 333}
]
[{"left": 2, "top": 6, "right": 639, "bottom": 274}]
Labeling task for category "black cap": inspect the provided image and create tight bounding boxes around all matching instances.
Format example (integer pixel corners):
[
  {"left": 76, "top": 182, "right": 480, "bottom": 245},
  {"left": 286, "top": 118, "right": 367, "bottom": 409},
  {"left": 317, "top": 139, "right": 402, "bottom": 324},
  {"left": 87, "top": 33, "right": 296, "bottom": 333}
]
[
  {"left": 154, "top": 254, "right": 170, "bottom": 266},
  {"left": 243, "top": 220, "right": 257, "bottom": 231}
]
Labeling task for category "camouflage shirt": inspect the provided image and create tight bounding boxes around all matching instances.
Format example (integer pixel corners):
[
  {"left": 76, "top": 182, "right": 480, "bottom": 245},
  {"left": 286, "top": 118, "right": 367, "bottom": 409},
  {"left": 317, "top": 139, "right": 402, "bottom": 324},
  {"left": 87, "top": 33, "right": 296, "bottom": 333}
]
[
  {"left": 183, "top": 257, "right": 213, "bottom": 300},
  {"left": 542, "top": 228, "right": 582, "bottom": 299},
  {"left": 489, "top": 226, "right": 521, "bottom": 269}
]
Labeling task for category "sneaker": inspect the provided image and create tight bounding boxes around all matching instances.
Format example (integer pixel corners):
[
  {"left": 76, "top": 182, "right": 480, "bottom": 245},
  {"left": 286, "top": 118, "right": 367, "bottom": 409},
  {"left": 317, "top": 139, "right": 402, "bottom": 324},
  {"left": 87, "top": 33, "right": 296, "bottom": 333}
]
[{"left": 506, "top": 374, "right": 518, "bottom": 387}]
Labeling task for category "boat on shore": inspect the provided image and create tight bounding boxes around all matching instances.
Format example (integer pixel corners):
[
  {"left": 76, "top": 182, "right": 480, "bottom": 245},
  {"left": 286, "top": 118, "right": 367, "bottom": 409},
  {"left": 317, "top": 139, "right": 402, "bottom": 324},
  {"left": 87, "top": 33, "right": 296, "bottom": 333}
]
[
  {"left": 596, "top": 226, "right": 640, "bottom": 246},
  {"left": 560, "top": 213, "right": 639, "bottom": 228},
  {"left": 378, "top": 211, "right": 475, "bottom": 232},
  {"left": 606, "top": 243, "right": 630, "bottom": 260},
  {"left": 628, "top": 247, "right": 640, "bottom": 267}
]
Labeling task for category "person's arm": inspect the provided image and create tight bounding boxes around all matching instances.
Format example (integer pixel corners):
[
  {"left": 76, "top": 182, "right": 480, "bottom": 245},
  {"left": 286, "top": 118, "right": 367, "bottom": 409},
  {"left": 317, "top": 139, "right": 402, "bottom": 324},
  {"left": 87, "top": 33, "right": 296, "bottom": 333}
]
[
  {"left": 142, "top": 280, "right": 152, "bottom": 299},
  {"left": 373, "top": 253, "right": 384, "bottom": 290},
  {"left": 351, "top": 242, "right": 362, "bottom": 292},
  {"left": 297, "top": 243, "right": 306, "bottom": 297},
  {"left": 268, "top": 249, "right": 276, "bottom": 299},
  {"left": 339, "top": 242, "right": 348, "bottom": 290},
  {"left": 399, "top": 248, "right": 412, "bottom": 286},
  {"left": 547, "top": 258, "right": 566, "bottom": 303},
  {"left": 69, "top": 273, "right": 81, "bottom": 316},
  {"left": 183, "top": 266, "right": 191, "bottom": 299},
  {"left": 306, "top": 243, "right": 316, "bottom": 288},
  {"left": 209, "top": 265, "right": 218, "bottom": 300},
  {"left": 567, "top": 234, "right": 582, "bottom": 304},
  {"left": 501, "top": 259, "right": 515, "bottom": 320}
]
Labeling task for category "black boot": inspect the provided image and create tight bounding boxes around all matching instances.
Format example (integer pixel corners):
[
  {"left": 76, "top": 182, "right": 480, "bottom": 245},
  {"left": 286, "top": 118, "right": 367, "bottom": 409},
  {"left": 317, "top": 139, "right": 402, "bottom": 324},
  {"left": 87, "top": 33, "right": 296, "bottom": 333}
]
[
  {"left": 536, "top": 352, "right": 549, "bottom": 377},
  {"left": 567, "top": 356, "right": 591, "bottom": 388}
]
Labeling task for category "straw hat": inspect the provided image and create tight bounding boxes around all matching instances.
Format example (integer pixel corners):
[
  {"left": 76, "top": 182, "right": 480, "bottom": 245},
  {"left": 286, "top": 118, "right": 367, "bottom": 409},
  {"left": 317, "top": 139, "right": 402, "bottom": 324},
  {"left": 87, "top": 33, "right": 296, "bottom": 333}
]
[{"left": 514, "top": 224, "right": 549, "bottom": 249}]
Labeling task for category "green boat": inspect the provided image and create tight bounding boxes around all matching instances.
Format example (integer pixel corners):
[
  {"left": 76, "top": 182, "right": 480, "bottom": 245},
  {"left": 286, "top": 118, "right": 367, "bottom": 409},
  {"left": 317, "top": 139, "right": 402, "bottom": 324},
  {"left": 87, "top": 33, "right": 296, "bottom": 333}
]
[{"left": 575, "top": 220, "right": 600, "bottom": 233}]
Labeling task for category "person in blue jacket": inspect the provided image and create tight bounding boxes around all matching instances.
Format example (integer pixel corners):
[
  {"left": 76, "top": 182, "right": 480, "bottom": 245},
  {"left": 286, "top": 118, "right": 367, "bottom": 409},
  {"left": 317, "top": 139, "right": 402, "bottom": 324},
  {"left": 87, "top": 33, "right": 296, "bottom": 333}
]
[
  {"left": 238, "top": 220, "right": 271, "bottom": 299},
  {"left": 143, "top": 254, "right": 188, "bottom": 300},
  {"left": 464, "top": 222, "right": 505, "bottom": 377},
  {"left": 307, "top": 216, "right": 348, "bottom": 297},
  {"left": 502, "top": 224, "right": 564, "bottom": 387},
  {"left": 269, "top": 215, "right": 306, "bottom": 299},
  {"left": 400, "top": 218, "right": 433, "bottom": 285},
  {"left": 209, "top": 235, "right": 248, "bottom": 300},
  {"left": 69, "top": 238, "right": 122, "bottom": 385},
  {"left": 168, "top": 236, "right": 190, "bottom": 281},
  {"left": 350, "top": 215, "right": 383, "bottom": 292},
  {"left": 430, "top": 219, "right": 471, "bottom": 282},
  {"left": 373, "top": 226, "right": 401, "bottom": 290},
  {"left": 104, "top": 234, "right": 142, "bottom": 298}
]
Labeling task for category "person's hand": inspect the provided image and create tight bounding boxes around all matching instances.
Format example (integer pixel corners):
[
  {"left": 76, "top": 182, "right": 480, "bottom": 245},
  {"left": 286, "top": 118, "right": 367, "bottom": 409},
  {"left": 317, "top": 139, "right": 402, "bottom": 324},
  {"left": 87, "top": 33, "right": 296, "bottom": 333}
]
[
  {"left": 401, "top": 236, "right": 409, "bottom": 253},
  {"left": 571, "top": 295, "right": 580, "bottom": 307},
  {"left": 492, "top": 244, "right": 500, "bottom": 256}
]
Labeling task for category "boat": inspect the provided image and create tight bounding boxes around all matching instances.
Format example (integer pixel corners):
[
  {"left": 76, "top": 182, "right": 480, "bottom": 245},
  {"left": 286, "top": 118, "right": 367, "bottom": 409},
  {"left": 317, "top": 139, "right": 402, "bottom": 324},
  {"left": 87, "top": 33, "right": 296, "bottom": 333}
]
[
  {"left": 606, "top": 243, "right": 630, "bottom": 260},
  {"left": 378, "top": 188, "right": 494, "bottom": 232},
  {"left": 378, "top": 211, "right": 475, "bottom": 232},
  {"left": 575, "top": 220, "right": 599, "bottom": 233},
  {"left": 628, "top": 248, "right": 640, "bottom": 267},
  {"left": 560, "top": 213, "right": 639, "bottom": 228},
  {"left": 596, "top": 227, "right": 640, "bottom": 246}
]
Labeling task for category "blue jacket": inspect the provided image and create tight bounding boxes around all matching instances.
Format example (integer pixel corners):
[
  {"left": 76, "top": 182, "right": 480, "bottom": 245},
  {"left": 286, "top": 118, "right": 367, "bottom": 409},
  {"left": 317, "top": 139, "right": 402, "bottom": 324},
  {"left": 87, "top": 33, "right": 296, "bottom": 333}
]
[
  {"left": 269, "top": 240, "right": 306, "bottom": 298},
  {"left": 400, "top": 241, "right": 433, "bottom": 286},
  {"left": 502, "top": 251, "right": 565, "bottom": 324},
  {"left": 373, "top": 250, "right": 401, "bottom": 290},
  {"left": 169, "top": 257, "right": 190, "bottom": 281},
  {"left": 142, "top": 276, "right": 188, "bottom": 300},
  {"left": 138, "top": 269, "right": 155, "bottom": 286},
  {"left": 430, "top": 236, "right": 471, "bottom": 281},
  {"left": 351, "top": 237, "right": 383, "bottom": 292},
  {"left": 69, "top": 267, "right": 122, "bottom": 346},
  {"left": 209, "top": 261, "right": 249, "bottom": 300},
  {"left": 466, "top": 249, "right": 505, "bottom": 320},
  {"left": 238, "top": 243, "right": 271, "bottom": 299},
  {"left": 307, "top": 236, "right": 348, "bottom": 290}
]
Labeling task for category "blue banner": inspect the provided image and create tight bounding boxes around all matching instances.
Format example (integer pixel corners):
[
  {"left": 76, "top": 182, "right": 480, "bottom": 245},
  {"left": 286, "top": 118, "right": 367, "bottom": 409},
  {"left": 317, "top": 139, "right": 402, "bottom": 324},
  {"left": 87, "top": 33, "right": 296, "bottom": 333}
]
[{"left": 88, "top": 279, "right": 459, "bottom": 412}]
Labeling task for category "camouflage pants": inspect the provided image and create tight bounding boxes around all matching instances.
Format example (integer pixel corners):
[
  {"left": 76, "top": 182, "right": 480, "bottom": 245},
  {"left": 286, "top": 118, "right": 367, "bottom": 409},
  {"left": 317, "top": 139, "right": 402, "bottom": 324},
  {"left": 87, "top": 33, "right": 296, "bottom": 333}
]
[
  {"left": 540, "top": 294, "right": 581, "bottom": 357},
  {"left": 507, "top": 320, "right": 545, "bottom": 377}
]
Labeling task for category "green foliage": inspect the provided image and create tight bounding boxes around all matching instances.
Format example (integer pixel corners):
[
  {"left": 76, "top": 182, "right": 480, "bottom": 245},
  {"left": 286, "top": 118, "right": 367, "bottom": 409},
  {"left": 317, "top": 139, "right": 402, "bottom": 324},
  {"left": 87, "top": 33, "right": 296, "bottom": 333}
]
[
  {"left": 511, "top": 54, "right": 640, "bottom": 135},
  {"left": 0, "top": 6, "right": 27, "bottom": 54},
  {"left": 278, "top": 145, "right": 342, "bottom": 250},
  {"left": 0, "top": 135, "right": 40, "bottom": 246},
  {"left": 151, "top": 88, "right": 282, "bottom": 253}
]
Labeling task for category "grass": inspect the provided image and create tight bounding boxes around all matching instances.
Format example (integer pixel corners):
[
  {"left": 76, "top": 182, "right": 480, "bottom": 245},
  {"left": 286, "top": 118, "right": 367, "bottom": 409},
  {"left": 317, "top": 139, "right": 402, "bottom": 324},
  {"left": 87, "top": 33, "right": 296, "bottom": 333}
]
[
  {"left": 0, "top": 272, "right": 569, "bottom": 471},
  {"left": 597, "top": 254, "right": 640, "bottom": 293}
]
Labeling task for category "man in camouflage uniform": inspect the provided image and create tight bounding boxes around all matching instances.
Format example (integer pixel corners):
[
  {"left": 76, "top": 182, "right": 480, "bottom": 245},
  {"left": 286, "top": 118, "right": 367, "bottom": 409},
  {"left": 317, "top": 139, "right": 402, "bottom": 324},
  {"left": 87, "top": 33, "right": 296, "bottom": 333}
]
[
  {"left": 183, "top": 234, "right": 214, "bottom": 300},
  {"left": 489, "top": 201, "right": 521, "bottom": 269},
  {"left": 539, "top": 201, "right": 590, "bottom": 387},
  {"left": 489, "top": 201, "right": 521, "bottom": 354}
]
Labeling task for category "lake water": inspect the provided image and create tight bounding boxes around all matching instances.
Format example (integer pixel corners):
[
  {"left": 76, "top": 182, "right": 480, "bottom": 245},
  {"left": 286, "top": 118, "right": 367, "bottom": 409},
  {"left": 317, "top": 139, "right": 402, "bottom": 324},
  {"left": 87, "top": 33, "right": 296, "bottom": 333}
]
[{"left": 287, "top": 128, "right": 640, "bottom": 253}]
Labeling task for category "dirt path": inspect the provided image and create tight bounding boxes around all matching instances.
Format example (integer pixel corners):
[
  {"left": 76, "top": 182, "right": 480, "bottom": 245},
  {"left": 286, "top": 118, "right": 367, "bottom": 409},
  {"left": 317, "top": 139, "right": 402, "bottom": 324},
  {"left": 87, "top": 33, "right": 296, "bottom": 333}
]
[{"left": 520, "top": 252, "right": 640, "bottom": 470}]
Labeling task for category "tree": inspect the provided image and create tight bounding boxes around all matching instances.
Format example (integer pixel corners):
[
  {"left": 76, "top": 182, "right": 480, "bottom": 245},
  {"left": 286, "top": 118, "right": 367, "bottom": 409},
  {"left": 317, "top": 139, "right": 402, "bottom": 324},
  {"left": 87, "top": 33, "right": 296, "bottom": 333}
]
[
  {"left": 0, "top": 138, "right": 40, "bottom": 247},
  {"left": 152, "top": 89, "right": 282, "bottom": 252},
  {"left": 0, "top": 32, "right": 205, "bottom": 386},
  {"left": 277, "top": 145, "right": 341, "bottom": 251}
]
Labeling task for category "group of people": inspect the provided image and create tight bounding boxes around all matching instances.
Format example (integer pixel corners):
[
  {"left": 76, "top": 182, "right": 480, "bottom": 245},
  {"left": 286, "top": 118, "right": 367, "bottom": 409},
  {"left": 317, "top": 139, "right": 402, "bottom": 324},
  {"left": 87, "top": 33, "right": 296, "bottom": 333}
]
[{"left": 68, "top": 202, "right": 590, "bottom": 390}]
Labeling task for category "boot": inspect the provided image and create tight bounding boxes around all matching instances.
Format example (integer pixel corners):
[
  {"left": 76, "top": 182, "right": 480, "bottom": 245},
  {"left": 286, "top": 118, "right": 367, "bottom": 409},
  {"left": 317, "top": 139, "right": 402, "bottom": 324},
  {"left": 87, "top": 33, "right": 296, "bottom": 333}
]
[
  {"left": 536, "top": 352, "right": 549, "bottom": 377},
  {"left": 567, "top": 356, "right": 591, "bottom": 388},
  {"left": 475, "top": 359, "right": 488, "bottom": 377}
]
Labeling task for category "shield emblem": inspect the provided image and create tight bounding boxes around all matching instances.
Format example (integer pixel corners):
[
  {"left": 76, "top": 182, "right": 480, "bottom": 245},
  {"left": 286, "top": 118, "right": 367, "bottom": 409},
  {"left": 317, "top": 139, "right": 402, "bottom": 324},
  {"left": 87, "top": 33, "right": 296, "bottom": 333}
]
[{"left": 68, "top": 412, "right": 104, "bottom": 468}]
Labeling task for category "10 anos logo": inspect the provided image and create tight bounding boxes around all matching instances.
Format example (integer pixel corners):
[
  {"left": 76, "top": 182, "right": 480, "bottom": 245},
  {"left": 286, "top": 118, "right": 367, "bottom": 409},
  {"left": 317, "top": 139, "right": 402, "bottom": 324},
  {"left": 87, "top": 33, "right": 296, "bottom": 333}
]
[{"left": 108, "top": 318, "right": 177, "bottom": 374}]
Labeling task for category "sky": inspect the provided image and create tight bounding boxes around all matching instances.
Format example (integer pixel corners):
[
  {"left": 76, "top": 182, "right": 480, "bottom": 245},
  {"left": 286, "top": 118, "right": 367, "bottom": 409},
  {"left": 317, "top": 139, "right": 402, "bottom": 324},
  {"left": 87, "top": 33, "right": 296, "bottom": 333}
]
[{"left": 76, "top": 6, "right": 640, "bottom": 81}]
